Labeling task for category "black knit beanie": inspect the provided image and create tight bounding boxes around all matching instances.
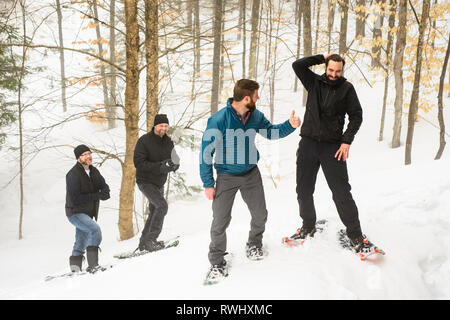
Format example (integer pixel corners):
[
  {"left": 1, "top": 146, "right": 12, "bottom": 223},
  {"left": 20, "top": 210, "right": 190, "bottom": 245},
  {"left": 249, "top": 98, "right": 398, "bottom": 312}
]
[
  {"left": 74, "top": 144, "right": 91, "bottom": 159},
  {"left": 153, "top": 114, "right": 169, "bottom": 127}
]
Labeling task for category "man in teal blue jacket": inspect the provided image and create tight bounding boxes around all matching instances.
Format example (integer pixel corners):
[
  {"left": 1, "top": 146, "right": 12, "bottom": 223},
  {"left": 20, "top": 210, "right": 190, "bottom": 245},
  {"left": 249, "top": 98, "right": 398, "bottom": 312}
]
[{"left": 200, "top": 79, "right": 300, "bottom": 283}]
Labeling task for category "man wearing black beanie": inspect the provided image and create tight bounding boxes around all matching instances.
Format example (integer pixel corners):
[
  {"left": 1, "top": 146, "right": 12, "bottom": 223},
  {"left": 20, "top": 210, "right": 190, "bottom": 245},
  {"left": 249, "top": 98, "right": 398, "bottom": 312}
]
[
  {"left": 65, "top": 144, "right": 110, "bottom": 273},
  {"left": 133, "top": 114, "right": 180, "bottom": 252}
]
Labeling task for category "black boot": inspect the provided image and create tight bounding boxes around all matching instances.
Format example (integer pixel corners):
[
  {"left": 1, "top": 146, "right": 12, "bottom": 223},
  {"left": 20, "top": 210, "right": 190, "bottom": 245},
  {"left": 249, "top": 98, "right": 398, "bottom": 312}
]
[
  {"left": 142, "top": 239, "right": 165, "bottom": 252},
  {"left": 86, "top": 246, "right": 100, "bottom": 273},
  {"left": 290, "top": 225, "right": 317, "bottom": 240},
  {"left": 69, "top": 255, "right": 83, "bottom": 273}
]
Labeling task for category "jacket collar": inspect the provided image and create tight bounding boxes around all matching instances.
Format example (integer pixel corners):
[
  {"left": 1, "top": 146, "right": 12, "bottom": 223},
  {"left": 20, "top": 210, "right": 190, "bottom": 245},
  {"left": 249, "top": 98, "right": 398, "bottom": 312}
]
[{"left": 75, "top": 161, "right": 93, "bottom": 172}]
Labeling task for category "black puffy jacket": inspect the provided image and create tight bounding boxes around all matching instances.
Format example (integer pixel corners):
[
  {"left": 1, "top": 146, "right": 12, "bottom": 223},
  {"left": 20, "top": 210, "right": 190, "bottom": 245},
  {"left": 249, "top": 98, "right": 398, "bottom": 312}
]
[
  {"left": 65, "top": 162, "right": 110, "bottom": 220},
  {"left": 292, "top": 54, "right": 363, "bottom": 144},
  {"left": 133, "top": 130, "right": 178, "bottom": 187}
]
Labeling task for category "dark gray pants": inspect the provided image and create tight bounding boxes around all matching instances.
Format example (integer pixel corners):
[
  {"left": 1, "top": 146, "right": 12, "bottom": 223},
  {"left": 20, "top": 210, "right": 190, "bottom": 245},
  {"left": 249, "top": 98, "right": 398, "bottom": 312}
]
[
  {"left": 138, "top": 183, "right": 168, "bottom": 242},
  {"left": 208, "top": 166, "right": 268, "bottom": 265}
]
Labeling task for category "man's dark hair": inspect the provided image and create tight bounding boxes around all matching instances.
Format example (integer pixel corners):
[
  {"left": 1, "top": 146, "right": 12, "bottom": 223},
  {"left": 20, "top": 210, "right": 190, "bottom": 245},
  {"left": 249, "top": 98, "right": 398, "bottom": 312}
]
[
  {"left": 325, "top": 54, "right": 346, "bottom": 67},
  {"left": 233, "top": 79, "right": 260, "bottom": 102}
]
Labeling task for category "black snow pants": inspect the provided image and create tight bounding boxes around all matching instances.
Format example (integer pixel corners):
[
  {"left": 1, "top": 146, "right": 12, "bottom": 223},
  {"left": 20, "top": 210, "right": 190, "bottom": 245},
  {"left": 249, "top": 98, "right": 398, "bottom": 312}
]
[{"left": 296, "top": 136, "right": 362, "bottom": 239}]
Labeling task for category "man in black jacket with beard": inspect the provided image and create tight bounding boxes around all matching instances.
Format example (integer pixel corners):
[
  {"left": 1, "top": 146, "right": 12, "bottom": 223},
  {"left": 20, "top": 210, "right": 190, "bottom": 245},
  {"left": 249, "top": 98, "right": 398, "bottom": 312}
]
[
  {"left": 133, "top": 114, "right": 180, "bottom": 252},
  {"left": 290, "top": 53, "right": 369, "bottom": 250},
  {"left": 66, "top": 144, "right": 110, "bottom": 273}
]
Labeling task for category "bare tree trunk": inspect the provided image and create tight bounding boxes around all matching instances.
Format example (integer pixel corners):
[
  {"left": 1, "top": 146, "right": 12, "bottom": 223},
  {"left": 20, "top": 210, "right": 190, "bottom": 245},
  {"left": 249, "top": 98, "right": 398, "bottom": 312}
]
[
  {"left": 405, "top": 0, "right": 430, "bottom": 165},
  {"left": 435, "top": 34, "right": 450, "bottom": 160},
  {"left": 302, "top": 0, "right": 312, "bottom": 106},
  {"left": 355, "top": 0, "right": 366, "bottom": 38},
  {"left": 210, "top": 0, "right": 223, "bottom": 115},
  {"left": 145, "top": 0, "right": 159, "bottom": 131},
  {"left": 194, "top": 0, "right": 200, "bottom": 76},
  {"left": 17, "top": 0, "right": 27, "bottom": 240},
  {"left": 191, "top": 0, "right": 201, "bottom": 101},
  {"left": 313, "top": 0, "right": 322, "bottom": 54},
  {"left": 55, "top": 0, "right": 67, "bottom": 112},
  {"left": 254, "top": 0, "right": 263, "bottom": 81},
  {"left": 241, "top": 0, "right": 246, "bottom": 79},
  {"left": 378, "top": 0, "right": 396, "bottom": 142},
  {"left": 327, "top": 0, "right": 335, "bottom": 52},
  {"left": 118, "top": 0, "right": 140, "bottom": 240},
  {"left": 91, "top": 0, "right": 110, "bottom": 125},
  {"left": 391, "top": 0, "right": 407, "bottom": 148},
  {"left": 371, "top": 0, "right": 386, "bottom": 68},
  {"left": 248, "top": 0, "right": 260, "bottom": 79},
  {"left": 338, "top": 0, "right": 349, "bottom": 55},
  {"left": 108, "top": 0, "right": 117, "bottom": 129},
  {"left": 295, "top": 0, "right": 300, "bottom": 22},
  {"left": 265, "top": 0, "right": 272, "bottom": 72},
  {"left": 186, "top": 0, "right": 193, "bottom": 32},
  {"left": 219, "top": 0, "right": 226, "bottom": 96},
  {"left": 269, "top": 1, "right": 284, "bottom": 122},
  {"left": 294, "top": 0, "right": 302, "bottom": 92}
]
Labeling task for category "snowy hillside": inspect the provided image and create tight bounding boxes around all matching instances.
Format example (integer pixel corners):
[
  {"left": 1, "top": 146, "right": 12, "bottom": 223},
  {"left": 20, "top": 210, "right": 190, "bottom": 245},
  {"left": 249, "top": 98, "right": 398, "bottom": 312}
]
[
  {"left": 1, "top": 76, "right": 449, "bottom": 299},
  {"left": 0, "top": 0, "right": 449, "bottom": 301}
]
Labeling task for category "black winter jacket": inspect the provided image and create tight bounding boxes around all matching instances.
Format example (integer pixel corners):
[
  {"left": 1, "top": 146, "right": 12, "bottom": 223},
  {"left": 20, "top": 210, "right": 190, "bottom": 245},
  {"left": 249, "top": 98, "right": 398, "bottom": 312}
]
[
  {"left": 292, "top": 54, "right": 363, "bottom": 144},
  {"left": 133, "top": 130, "right": 178, "bottom": 187},
  {"left": 65, "top": 162, "right": 110, "bottom": 220}
]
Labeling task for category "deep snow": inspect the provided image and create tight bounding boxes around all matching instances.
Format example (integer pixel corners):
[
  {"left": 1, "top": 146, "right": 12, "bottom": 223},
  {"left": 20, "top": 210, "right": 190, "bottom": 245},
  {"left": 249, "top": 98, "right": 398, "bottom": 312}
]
[{"left": 1, "top": 80, "right": 449, "bottom": 299}]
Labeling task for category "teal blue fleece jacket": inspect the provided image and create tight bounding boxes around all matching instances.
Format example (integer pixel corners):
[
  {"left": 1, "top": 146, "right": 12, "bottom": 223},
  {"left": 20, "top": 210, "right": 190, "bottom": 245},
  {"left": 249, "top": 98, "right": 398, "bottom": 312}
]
[{"left": 199, "top": 98, "right": 296, "bottom": 188}]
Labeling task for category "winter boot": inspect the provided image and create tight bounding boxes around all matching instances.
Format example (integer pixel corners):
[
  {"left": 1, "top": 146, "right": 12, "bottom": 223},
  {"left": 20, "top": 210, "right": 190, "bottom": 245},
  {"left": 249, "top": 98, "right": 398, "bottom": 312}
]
[
  {"left": 245, "top": 244, "right": 265, "bottom": 261},
  {"left": 349, "top": 234, "right": 375, "bottom": 254},
  {"left": 69, "top": 255, "right": 83, "bottom": 273},
  {"left": 290, "top": 225, "right": 317, "bottom": 240},
  {"left": 206, "top": 260, "right": 228, "bottom": 281},
  {"left": 138, "top": 237, "right": 146, "bottom": 251},
  {"left": 86, "top": 246, "right": 100, "bottom": 273},
  {"left": 142, "top": 239, "right": 165, "bottom": 252}
]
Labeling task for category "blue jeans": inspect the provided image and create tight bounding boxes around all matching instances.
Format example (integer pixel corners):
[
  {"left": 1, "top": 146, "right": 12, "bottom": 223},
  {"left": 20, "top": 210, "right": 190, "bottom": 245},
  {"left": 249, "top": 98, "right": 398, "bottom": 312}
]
[{"left": 67, "top": 213, "right": 102, "bottom": 256}]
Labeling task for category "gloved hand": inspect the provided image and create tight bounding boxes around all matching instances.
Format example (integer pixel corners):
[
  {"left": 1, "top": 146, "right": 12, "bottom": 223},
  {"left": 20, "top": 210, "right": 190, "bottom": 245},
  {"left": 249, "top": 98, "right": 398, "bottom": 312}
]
[
  {"left": 160, "top": 159, "right": 179, "bottom": 173},
  {"left": 98, "top": 189, "right": 110, "bottom": 201}
]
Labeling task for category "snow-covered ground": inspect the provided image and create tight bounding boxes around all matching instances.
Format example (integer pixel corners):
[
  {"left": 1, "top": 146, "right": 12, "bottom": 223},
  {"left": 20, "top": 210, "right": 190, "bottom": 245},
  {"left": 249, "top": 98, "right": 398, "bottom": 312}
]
[{"left": 1, "top": 75, "right": 449, "bottom": 299}]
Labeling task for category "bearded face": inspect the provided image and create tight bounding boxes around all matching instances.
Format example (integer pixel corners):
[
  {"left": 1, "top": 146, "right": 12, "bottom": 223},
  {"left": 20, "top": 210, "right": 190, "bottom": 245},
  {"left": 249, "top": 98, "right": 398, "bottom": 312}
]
[
  {"left": 246, "top": 97, "right": 256, "bottom": 112},
  {"left": 78, "top": 151, "right": 92, "bottom": 167},
  {"left": 325, "top": 60, "right": 344, "bottom": 83},
  {"left": 154, "top": 123, "right": 169, "bottom": 137},
  {"left": 245, "top": 90, "right": 259, "bottom": 112}
]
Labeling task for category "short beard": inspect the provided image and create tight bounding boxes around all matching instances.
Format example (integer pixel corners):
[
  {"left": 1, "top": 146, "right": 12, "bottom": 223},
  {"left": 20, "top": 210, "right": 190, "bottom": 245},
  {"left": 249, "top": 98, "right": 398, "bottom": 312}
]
[
  {"left": 246, "top": 99, "right": 256, "bottom": 112},
  {"left": 79, "top": 159, "right": 91, "bottom": 167},
  {"left": 155, "top": 129, "right": 166, "bottom": 137}
]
